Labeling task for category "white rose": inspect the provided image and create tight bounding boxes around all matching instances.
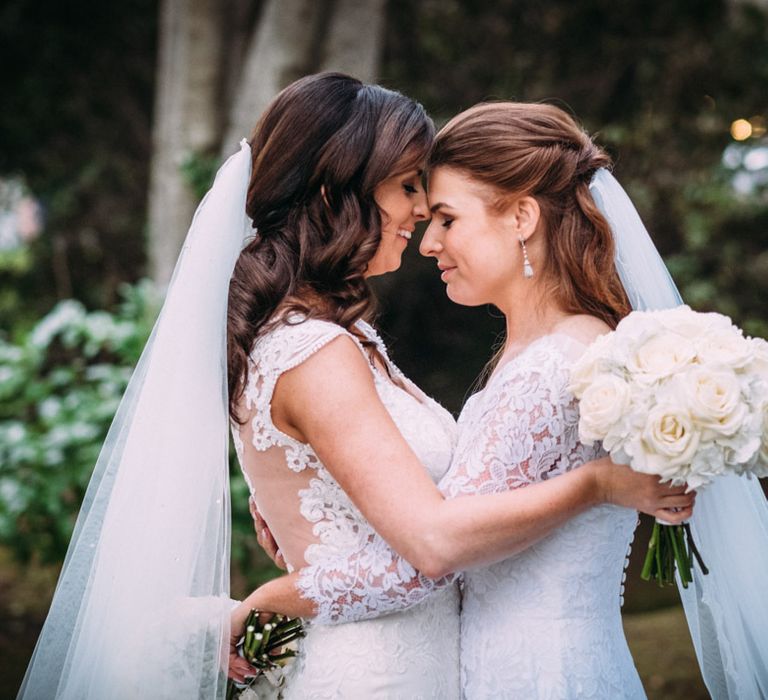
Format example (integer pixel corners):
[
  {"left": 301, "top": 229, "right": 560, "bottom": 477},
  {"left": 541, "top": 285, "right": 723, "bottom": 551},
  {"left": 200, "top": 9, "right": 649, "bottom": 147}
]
[
  {"left": 695, "top": 328, "right": 753, "bottom": 369},
  {"left": 760, "top": 403, "right": 768, "bottom": 465},
  {"left": 626, "top": 332, "right": 696, "bottom": 380},
  {"left": 682, "top": 367, "right": 747, "bottom": 438},
  {"left": 578, "top": 375, "right": 631, "bottom": 442},
  {"left": 658, "top": 306, "right": 733, "bottom": 339},
  {"left": 615, "top": 310, "right": 663, "bottom": 347},
  {"left": 640, "top": 402, "right": 701, "bottom": 473},
  {"left": 569, "top": 356, "right": 600, "bottom": 398},
  {"left": 569, "top": 332, "right": 621, "bottom": 397},
  {"left": 745, "top": 337, "right": 768, "bottom": 378}
]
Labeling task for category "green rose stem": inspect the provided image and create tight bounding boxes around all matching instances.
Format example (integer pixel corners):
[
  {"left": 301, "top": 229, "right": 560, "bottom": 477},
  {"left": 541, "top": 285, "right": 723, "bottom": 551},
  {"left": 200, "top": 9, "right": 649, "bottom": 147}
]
[
  {"left": 668, "top": 525, "right": 689, "bottom": 587},
  {"left": 243, "top": 625, "right": 255, "bottom": 655},
  {"left": 641, "top": 522, "right": 659, "bottom": 581},
  {"left": 641, "top": 521, "right": 709, "bottom": 587},
  {"left": 260, "top": 622, "right": 273, "bottom": 651},
  {"left": 249, "top": 632, "right": 264, "bottom": 660},
  {"left": 684, "top": 523, "right": 709, "bottom": 575}
]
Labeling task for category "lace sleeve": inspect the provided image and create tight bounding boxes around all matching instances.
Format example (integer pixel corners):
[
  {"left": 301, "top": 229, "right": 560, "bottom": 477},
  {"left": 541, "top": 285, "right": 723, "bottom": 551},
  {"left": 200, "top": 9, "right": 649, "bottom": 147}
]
[
  {"left": 439, "top": 346, "right": 594, "bottom": 499},
  {"left": 296, "top": 529, "right": 458, "bottom": 625}
]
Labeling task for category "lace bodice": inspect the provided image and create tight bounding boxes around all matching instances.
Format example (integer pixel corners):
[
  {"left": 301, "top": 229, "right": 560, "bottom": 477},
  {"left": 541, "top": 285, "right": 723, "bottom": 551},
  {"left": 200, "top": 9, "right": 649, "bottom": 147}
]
[
  {"left": 282, "top": 331, "right": 645, "bottom": 697},
  {"left": 452, "top": 334, "right": 643, "bottom": 699},
  {"left": 231, "top": 317, "right": 458, "bottom": 625}
]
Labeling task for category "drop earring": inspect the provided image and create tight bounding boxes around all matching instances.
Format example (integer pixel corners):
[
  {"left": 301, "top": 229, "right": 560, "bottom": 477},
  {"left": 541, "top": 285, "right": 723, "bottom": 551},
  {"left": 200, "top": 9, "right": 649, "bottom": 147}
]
[{"left": 519, "top": 236, "right": 534, "bottom": 278}]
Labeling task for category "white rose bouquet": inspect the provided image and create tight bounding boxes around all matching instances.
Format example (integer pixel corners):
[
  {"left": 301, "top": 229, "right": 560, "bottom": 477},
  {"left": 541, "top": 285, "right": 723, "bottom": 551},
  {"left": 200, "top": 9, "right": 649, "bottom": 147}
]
[{"left": 570, "top": 306, "right": 768, "bottom": 586}]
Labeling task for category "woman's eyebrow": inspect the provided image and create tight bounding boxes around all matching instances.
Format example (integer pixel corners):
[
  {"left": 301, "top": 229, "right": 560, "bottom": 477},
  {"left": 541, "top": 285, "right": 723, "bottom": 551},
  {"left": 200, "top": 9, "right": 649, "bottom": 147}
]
[{"left": 429, "top": 201, "right": 455, "bottom": 214}]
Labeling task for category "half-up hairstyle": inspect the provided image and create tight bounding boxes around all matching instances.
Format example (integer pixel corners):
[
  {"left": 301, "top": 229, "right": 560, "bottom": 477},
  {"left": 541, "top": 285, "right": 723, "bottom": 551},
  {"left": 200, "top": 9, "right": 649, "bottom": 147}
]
[
  {"left": 428, "top": 102, "right": 630, "bottom": 328},
  {"left": 227, "top": 72, "right": 434, "bottom": 421}
]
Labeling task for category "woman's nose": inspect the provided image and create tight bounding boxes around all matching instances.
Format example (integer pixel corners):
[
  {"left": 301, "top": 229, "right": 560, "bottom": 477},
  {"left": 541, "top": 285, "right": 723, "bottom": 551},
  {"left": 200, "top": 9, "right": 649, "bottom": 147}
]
[
  {"left": 412, "top": 189, "right": 429, "bottom": 220},
  {"left": 419, "top": 219, "right": 442, "bottom": 257}
]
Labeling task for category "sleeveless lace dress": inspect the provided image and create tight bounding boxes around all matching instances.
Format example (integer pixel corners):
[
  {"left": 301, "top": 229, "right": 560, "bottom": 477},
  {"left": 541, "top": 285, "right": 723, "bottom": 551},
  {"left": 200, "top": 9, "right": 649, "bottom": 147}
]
[
  {"left": 290, "top": 332, "right": 646, "bottom": 699},
  {"left": 231, "top": 317, "right": 461, "bottom": 699}
]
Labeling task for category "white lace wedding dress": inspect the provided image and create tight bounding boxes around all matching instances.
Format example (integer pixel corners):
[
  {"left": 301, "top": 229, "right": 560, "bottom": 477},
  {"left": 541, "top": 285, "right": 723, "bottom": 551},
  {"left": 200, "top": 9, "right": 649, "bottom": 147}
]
[
  {"left": 287, "top": 331, "right": 646, "bottom": 699},
  {"left": 446, "top": 334, "right": 645, "bottom": 699},
  {"left": 232, "top": 317, "right": 461, "bottom": 699}
]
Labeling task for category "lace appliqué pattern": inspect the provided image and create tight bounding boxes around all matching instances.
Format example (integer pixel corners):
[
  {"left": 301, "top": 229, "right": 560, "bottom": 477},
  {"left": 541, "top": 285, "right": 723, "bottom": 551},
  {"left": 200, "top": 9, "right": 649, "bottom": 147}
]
[
  {"left": 445, "top": 335, "right": 644, "bottom": 700},
  {"left": 235, "top": 318, "right": 458, "bottom": 624}
]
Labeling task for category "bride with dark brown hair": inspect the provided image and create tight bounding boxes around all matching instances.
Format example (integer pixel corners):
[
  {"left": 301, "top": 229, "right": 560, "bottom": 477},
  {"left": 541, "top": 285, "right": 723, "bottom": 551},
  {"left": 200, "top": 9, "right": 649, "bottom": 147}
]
[
  {"left": 18, "top": 73, "right": 694, "bottom": 700},
  {"left": 224, "top": 80, "right": 696, "bottom": 698}
]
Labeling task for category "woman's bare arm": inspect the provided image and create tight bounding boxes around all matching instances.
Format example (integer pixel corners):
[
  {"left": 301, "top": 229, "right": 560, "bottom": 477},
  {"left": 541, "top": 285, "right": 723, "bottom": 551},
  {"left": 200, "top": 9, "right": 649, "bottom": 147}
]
[{"left": 271, "top": 336, "right": 692, "bottom": 579}]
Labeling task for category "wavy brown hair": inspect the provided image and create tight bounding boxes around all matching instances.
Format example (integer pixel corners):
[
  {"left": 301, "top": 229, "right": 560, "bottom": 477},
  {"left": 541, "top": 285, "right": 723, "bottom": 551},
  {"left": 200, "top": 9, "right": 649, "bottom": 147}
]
[
  {"left": 227, "top": 73, "right": 434, "bottom": 421},
  {"left": 428, "top": 102, "right": 631, "bottom": 328}
]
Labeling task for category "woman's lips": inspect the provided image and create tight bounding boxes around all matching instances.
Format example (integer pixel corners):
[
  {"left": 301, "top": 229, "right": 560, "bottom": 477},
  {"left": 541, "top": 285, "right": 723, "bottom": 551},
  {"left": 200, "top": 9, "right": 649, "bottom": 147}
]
[{"left": 439, "top": 265, "right": 456, "bottom": 282}]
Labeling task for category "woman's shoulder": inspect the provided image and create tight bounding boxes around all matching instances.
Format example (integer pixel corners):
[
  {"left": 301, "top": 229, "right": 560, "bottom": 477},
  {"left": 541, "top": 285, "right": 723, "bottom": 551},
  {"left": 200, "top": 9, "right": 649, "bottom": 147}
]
[
  {"left": 252, "top": 314, "right": 358, "bottom": 370},
  {"left": 490, "top": 315, "right": 610, "bottom": 388},
  {"left": 551, "top": 314, "right": 611, "bottom": 348},
  {"left": 553, "top": 313, "right": 611, "bottom": 341}
]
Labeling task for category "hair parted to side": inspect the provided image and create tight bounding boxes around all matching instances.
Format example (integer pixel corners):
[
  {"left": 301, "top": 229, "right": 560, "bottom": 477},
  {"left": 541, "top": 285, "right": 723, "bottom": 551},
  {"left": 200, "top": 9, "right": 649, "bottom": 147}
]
[
  {"left": 428, "top": 102, "right": 631, "bottom": 328},
  {"left": 227, "top": 72, "right": 434, "bottom": 421}
]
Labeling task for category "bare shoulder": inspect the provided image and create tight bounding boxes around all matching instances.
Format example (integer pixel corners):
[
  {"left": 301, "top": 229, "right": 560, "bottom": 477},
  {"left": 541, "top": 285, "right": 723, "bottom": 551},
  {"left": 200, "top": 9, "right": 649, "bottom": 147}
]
[
  {"left": 277, "top": 332, "right": 374, "bottom": 397},
  {"left": 553, "top": 314, "right": 612, "bottom": 346},
  {"left": 271, "top": 332, "right": 378, "bottom": 441}
]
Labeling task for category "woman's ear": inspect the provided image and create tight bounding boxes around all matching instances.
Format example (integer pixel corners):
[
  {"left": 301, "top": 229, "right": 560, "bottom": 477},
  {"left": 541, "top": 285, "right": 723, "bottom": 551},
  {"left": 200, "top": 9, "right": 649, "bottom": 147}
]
[{"left": 507, "top": 196, "right": 540, "bottom": 240}]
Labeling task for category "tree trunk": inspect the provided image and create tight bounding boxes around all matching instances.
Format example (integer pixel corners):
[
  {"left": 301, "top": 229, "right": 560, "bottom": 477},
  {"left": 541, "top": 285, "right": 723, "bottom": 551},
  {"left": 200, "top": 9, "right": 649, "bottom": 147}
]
[
  {"left": 221, "top": 0, "right": 387, "bottom": 154},
  {"left": 320, "top": 0, "right": 386, "bottom": 81},
  {"left": 147, "top": 0, "right": 224, "bottom": 287},
  {"left": 221, "top": 0, "right": 325, "bottom": 155},
  {"left": 148, "top": 0, "right": 387, "bottom": 284}
]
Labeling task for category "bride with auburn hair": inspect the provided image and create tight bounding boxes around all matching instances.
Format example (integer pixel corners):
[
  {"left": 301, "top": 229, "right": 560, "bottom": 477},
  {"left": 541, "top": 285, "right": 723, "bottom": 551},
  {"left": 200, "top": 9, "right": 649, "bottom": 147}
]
[
  {"left": 250, "top": 98, "right": 768, "bottom": 699},
  {"left": 18, "top": 75, "right": 697, "bottom": 700}
]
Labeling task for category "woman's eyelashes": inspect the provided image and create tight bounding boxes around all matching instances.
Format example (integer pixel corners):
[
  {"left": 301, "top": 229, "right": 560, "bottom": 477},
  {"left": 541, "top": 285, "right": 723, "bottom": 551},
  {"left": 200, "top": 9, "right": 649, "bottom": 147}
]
[
  {"left": 403, "top": 182, "right": 419, "bottom": 195},
  {"left": 441, "top": 217, "right": 454, "bottom": 229}
]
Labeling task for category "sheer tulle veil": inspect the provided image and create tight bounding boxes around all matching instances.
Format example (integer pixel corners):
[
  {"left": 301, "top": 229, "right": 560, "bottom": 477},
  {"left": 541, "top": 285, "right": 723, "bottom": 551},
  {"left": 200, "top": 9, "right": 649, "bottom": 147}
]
[
  {"left": 590, "top": 168, "right": 768, "bottom": 699},
  {"left": 17, "top": 140, "right": 253, "bottom": 700}
]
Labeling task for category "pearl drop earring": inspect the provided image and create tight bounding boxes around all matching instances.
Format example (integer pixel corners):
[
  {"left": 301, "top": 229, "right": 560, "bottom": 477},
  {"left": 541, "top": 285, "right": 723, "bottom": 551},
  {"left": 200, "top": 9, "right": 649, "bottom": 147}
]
[{"left": 519, "top": 236, "right": 534, "bottom": 278}]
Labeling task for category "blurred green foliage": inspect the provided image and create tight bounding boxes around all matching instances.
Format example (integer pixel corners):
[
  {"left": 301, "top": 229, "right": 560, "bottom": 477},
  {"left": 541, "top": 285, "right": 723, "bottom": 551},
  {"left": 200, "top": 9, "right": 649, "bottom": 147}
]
[
  {"left": 0, "top": 281, "right": 274, "bottom": 587},
  {"left": 0, "top": 282, "right": 159, "bottom": 561}
]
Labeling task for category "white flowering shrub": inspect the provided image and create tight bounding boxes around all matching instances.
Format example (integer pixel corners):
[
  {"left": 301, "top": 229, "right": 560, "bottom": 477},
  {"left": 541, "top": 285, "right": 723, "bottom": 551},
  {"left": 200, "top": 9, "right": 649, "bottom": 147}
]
[
  {"left": 0, "top": 282, "right": 278, "bottom": 586},
  {"left": 0, "top": 282, "right": 159, "bottom": 561}
]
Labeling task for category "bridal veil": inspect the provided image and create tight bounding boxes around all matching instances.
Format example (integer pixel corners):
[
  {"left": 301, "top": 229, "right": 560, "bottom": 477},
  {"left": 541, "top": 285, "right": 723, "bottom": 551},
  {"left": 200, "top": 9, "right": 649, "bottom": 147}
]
[
  {"left": 591, "top": 168, "right": 768, "bottom": 699},
  {"left": 17, "top": 141, "right": 253, "bottom": 700}
]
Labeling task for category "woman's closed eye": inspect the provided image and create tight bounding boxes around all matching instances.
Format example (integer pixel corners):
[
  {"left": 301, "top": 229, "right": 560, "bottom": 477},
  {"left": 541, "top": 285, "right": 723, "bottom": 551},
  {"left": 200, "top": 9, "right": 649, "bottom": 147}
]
[
  {"left": 403, "top": 183, "right": 419, "bottom": 194},
  {"left": 441, "top": 217, "right": 454, "bottom": 229}
]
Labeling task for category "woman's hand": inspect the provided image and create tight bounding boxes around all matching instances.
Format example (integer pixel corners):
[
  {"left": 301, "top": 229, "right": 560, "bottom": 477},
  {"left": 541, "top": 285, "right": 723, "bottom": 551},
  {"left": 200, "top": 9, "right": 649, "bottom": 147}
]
[
  {"left": 250, "top": 497, "right": 287, "bottom": 571},
  {"left": 590, "top": 456, "right": 696, "bottom": 523},
  {"left": 228, "top": 602, "right": 259, "bottom": 683}
]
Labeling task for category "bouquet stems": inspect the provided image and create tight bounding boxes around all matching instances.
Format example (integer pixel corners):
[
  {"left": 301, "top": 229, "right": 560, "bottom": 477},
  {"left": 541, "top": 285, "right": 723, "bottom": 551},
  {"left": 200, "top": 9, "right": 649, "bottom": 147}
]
[
  {"left": 640, "top": 521, "right": 708, "bottom": 588},
  {"left": 227, "top": 610, "right": 306, "bottom": 699}
]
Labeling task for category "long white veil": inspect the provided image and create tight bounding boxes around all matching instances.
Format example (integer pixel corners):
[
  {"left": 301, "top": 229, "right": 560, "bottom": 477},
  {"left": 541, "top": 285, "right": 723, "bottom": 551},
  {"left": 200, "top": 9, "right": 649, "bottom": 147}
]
[
  {"left": 590, "top": 168, "right": 768, "bottom": 699},
  {"left": 17, "top": 140, "right": 253, "bottom": 700}
]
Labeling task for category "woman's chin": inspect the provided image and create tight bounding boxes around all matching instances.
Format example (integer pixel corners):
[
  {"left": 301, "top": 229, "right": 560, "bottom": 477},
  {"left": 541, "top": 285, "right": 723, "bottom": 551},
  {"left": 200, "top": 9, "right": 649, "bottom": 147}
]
[{"left": 446, "top": 284, "right": 484, "bottom": 307}]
